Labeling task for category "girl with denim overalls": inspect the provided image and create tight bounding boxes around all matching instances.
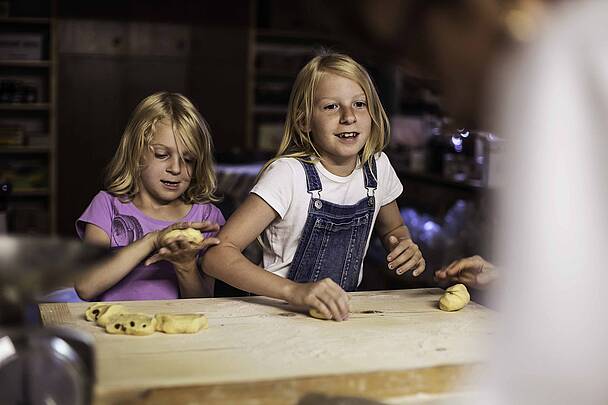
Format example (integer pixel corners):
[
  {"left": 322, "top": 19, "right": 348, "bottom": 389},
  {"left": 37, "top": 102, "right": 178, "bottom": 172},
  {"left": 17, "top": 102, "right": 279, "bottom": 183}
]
[{"left": 204, "top": 53, "right": 425, "bottom": 321}]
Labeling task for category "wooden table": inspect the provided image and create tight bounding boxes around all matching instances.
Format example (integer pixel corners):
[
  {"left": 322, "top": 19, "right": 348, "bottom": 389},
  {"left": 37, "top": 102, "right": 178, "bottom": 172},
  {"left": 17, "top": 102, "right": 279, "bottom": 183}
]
[{"left": 39, "top": 289, "right": 494, "bottom": 404}]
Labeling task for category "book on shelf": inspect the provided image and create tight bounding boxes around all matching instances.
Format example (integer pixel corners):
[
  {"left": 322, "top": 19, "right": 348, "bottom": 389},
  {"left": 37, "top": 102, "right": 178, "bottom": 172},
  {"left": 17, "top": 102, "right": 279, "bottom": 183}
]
[{"left": 0, "top": 126, "right": 24, "bottom": 145}]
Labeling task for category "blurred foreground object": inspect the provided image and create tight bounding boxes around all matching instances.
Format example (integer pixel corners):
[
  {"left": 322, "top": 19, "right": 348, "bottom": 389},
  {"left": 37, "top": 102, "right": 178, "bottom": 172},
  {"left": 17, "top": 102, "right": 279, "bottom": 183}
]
[
  {"left": 485, "top": 1, "right": 608, "bottom": 403},
  {"left": 0, "top": 235, "right": 109, "bottom": 404}
]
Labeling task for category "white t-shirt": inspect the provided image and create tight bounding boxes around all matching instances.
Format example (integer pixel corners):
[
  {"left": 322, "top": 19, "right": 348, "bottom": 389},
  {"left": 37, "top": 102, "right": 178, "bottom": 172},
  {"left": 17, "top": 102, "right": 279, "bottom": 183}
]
[{"left": 251, "top": 152, "right": 403, "bottom": 286}]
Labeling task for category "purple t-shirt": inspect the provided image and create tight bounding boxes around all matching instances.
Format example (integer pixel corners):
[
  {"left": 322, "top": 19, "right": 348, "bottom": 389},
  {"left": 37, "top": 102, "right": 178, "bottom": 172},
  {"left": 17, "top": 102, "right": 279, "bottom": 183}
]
[{"left": 76, "top": 191, "right": 225, "bottom": 301}]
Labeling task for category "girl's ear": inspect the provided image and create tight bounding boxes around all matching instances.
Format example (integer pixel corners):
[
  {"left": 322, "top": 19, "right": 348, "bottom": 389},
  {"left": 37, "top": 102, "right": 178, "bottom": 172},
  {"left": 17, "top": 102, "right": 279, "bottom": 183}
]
[{"left": 297, "top": 118, "right": 310, "bottom": 134}]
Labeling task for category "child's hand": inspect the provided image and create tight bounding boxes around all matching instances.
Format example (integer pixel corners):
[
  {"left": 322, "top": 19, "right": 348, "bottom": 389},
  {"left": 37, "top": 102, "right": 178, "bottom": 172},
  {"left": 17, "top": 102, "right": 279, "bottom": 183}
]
[
  {"left": 434, "top": 255, "right": 497, "bottom": 289},
  {"left": 145, "top": 221, "right": 220, "bottom": 271},
  {"left": 288, "top": 278, "right": 351, "bottom": 321},
  {"left": 386, "top": 236, "right": 425, "bottom": 277}
]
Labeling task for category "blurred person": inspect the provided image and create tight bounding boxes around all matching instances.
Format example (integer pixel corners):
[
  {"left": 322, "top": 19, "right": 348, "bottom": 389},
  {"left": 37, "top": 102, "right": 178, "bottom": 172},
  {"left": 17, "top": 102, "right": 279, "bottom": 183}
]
[{"left": 334, "top": 0, "right": 608, "bottom": 403}]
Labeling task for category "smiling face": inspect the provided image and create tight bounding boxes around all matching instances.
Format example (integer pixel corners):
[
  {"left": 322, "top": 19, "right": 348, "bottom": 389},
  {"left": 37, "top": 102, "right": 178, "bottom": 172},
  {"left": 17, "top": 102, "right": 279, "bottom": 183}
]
[
  {"left": 138, "top": 119, "right": 195, "bottom": 205},
  {"left": 308, "top": 72, "right": 372, "bottom": 174}
]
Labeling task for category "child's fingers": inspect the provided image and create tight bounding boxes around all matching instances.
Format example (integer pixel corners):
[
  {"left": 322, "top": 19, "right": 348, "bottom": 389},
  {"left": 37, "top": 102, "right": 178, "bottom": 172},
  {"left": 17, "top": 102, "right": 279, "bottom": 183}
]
[
  {"left": 310, "top": 278, "right": 349, "bottom": 321},
  {"left": 310, "top": 297, "right": 333, "bottom": 320},
  {"left": 189, "top": 221, "right": 221, "bottom": 232},
  {"left": 200, "top": 237, "right": 221, "bottom": 249},
  {"left": 319, "top": 292, "right": 349, "bottom": 322},
  {"left": 388, "top": 243, "right": 417, "bottom": 271},
  {"left": 167, "top": 221, "right": 190, "bottom": 231},
  {"left": 320, "top": 295, "right": 343, "bottom": 321},
  {"left": 386, "top": 238, "right": 409, "bottom": 262},
  {"left": 324, "top": 281, "right": 350, "bottom": 321},
  {"left": 145, "top": 252, "right": 164, "bottom": 266},
  {"left": 393, "top": 249, "right": 423, "bottom": 275},
  {"left": 412, "top": 258, "right": 426, "bottom": 277}
]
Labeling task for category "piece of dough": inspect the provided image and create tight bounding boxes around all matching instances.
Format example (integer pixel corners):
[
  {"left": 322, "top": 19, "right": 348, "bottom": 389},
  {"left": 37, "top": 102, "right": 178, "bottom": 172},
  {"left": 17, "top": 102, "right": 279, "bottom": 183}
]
[
  {"left": 439, "top": 284, "right": 470, "bottom": 311},
  {"left": 154, "top": 313, "right": 208, "bottom": 334},
  {"left": 95, "top": 304, "right": 128, "bottom": 327},
  {"left": 85, "top": 303, "right": 110, "bottom": 322},
  {"left": 309, "top": 308, "right": 332, "bottom": 320},
  {"left": 105, "top": 313, "right": 157, "bottom": 336},
  {"left": 162, "top": 228, "right": 204, "bottom": 244}
]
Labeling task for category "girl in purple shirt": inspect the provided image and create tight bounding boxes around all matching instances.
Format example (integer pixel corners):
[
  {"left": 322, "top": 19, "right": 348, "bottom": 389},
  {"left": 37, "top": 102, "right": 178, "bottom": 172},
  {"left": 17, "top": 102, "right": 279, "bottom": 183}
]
[{"left": 75, "top": 92, "right": 224, "bottom": 301}]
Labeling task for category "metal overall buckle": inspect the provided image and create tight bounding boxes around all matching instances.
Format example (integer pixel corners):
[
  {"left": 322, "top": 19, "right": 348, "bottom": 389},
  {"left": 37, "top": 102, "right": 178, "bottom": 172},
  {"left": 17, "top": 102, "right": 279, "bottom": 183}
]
[
  {"left": 367, "top": 188, "right": 375, "bottom": 207},
  {"left": 313, "top": 190, "right": 322, "bottom": 209}
]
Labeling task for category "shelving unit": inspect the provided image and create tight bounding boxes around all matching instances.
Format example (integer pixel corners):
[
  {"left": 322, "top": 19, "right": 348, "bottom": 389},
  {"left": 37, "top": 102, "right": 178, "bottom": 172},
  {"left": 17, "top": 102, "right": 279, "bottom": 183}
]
[
  {"left": 251, "top": 28, "right": 342, "bottom": 154},
  {"left": 0, "top": 1, "right": 56, "bottom": 234}
]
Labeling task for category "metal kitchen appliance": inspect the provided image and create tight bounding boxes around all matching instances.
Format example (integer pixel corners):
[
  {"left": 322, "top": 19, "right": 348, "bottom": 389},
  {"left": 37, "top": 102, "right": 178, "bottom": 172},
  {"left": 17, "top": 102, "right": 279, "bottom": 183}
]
[{"left": 0, "top": 236, "right": 109, "bottom": 405}]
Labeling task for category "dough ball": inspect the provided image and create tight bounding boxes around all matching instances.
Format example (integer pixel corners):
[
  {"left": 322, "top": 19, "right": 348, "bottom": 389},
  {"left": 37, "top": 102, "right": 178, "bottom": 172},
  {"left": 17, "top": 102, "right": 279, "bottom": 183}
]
[
  {"left": 105, "top": 313, "right": 157, "bottom": 336},
  {"left": 154, "top": 313, "right": 208, "bottom": 334},
  {"left": 309, "top": 308, "right": 332, "bottom": 320},
  {"left": 95, "top": 304, "right": 128, "bottom": 327},
  {"left": 439, "top": 283, "right": 470, "bottom": 312},
  {"left": 162, "top": 228, "right": 204, "bottom": 244}
]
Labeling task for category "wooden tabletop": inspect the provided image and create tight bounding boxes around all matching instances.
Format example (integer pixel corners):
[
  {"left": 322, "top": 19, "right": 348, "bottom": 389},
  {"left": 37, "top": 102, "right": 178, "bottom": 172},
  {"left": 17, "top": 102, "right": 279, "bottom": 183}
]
[{"left": 39, "top": 289, "right": 494, "bottom": 404}]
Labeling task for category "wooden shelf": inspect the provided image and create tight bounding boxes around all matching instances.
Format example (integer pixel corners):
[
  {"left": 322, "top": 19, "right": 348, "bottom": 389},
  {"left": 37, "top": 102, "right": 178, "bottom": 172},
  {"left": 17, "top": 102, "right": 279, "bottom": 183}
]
[
  {"left": 0, "top": 145, "right": 50, "bottom": 154},
  {"left": 256, "top": 29, "right": 337, "bottom": 44},
  {"left": 254, "top": 105, "right": 287, "bottom": 115},
  {"left": 0, "top": 60, "right": 51, "bottom": 68},
  {"left": 0, "top": 103, "right": 50, "bottom": 111},
  {"left": 398, "top": 169, "right": 485, "bottom": 191},
  {"left": 256, "top": 71, "right": 296, "bottom": 81},
  {"left": 0, "top": 17, "right": 50, "bottom": 25},
  {"left": 1, "top": 5, "right": 56, "bottom": 234},
  {"left": 11, "top": 188, "right": 49, "bottom": 197}
]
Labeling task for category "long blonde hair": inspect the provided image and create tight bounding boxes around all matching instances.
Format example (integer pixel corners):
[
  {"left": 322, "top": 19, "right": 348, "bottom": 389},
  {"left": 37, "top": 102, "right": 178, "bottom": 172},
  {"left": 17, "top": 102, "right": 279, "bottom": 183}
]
[
  {"left": 105, "top": 92, "right": 218, "bottom": 203},
  {"left": 259, "top": 52, "right": 390, "bottom": 177}
]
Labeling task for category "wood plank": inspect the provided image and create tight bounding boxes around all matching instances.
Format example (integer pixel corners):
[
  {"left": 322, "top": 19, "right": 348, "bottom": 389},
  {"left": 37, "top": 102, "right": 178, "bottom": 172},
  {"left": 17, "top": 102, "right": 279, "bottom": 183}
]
[
  {"left": 39, "top": 302, "right": 72, "bottom": 325},
  {"left": 40, "top": 289, "right": 494, "bottom": 403},
  {"left": 96, "top": 364, "right": 482, "bottom": 405}
]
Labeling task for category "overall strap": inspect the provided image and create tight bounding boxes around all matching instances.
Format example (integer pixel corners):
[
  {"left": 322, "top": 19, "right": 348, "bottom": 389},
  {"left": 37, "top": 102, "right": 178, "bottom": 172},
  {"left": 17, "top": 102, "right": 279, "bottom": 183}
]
[
  {"left": 299, "top": 160, "right": 323, "bottom": 193},
  {"left": 363, "top": 156, "right": 378, "bottom": 190}
]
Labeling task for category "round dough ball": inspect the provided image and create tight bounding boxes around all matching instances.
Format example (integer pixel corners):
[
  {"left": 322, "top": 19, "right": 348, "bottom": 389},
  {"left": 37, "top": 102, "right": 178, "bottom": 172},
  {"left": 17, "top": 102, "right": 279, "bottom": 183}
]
[
  {"left": 162, "top": 228, "right": 204, "bottom": 244},
  {"left": 439, "top": 283, "right": 470, "bottom": 312}
]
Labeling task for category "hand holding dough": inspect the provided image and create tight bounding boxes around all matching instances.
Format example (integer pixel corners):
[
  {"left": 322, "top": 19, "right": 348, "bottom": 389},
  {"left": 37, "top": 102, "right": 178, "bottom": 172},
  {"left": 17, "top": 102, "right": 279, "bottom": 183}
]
[
  {"left": 439, "top": 284, "right": 470, "bottom": 311},
  {"left": 309, "top": 308, "right": 332, "bottom": 320},
  {"left": 162, "top": 228, "right": 204, "bottom": 244}
]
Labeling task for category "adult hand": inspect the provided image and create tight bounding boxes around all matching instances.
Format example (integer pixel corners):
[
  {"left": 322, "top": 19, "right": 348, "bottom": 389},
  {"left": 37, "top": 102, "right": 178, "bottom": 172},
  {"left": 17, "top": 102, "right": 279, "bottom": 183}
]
[{"left": 435, "top": 255, "right": 497, "bottom": 289}]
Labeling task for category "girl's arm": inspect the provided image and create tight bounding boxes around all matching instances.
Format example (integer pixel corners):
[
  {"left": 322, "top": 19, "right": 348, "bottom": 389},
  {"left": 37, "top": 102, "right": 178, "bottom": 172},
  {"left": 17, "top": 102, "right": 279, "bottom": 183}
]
[
  {"left": 202, "top": 194, "right": 351, "bottom": 321},
  {"left": 74, "top": 223, "right": 157, "bottom": 300},
  {"left": 374, "top": 200, "right": 425, "bottom": 277},
  {"left": 76, "top": 222, "right": 219, "bottom": 300}
]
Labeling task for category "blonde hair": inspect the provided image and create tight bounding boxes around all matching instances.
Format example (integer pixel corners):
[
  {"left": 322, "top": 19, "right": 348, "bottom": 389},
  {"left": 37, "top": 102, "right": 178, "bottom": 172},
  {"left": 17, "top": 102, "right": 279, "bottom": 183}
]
[
  {"left": 105, "top": 92, "right": 218, "bottom": 203},
  {"left": 260, "top": 52, "right": 390, "bottom": 176}
]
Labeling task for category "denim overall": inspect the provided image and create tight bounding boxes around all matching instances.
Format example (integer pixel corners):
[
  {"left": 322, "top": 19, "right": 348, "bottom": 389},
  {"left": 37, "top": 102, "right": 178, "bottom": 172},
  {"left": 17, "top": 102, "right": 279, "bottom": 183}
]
[{"left": 287, "top": 157, "right": 377, "bottom": 292}]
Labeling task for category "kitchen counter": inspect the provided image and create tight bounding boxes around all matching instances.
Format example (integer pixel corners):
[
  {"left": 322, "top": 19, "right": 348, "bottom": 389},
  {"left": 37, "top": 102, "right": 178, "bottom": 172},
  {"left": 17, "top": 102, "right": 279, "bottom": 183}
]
[{"left": 39, "top": 288, "right": 495, "bottom": 404}]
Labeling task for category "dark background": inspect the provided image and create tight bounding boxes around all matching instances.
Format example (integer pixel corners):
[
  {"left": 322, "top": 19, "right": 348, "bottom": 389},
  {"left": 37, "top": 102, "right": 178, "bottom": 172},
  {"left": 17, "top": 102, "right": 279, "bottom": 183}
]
[{"left": 2, "top": 0, "right": 493, "bottom": 292}]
